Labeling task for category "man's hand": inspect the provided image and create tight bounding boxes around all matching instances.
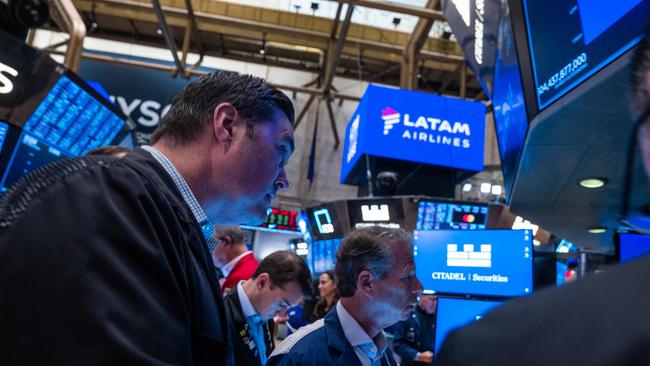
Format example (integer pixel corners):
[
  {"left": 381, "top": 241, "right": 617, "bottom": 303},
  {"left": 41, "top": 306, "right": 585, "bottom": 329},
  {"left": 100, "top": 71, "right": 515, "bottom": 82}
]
[{"left": 415, "top": 351, "right": 434, "bottom": 363}]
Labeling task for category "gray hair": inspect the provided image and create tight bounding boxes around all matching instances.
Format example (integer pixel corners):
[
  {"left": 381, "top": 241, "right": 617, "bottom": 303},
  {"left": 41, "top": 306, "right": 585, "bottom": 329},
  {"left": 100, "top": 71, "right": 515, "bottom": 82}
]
[{"left": 335, "top": 227, "right": 412, "bottom": 297}]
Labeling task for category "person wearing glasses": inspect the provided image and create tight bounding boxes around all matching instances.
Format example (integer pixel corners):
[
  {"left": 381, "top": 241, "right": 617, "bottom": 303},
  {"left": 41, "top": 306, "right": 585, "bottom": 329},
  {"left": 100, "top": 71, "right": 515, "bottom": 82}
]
[
  {"left": 434, "top": 32, "right": 650, "bottom": 366},
  {"left": 224, "top": 250, "right": 312, "bottom": 366},
  {"left": 268, "top": 227, "right": 424, "bottom": 366}
]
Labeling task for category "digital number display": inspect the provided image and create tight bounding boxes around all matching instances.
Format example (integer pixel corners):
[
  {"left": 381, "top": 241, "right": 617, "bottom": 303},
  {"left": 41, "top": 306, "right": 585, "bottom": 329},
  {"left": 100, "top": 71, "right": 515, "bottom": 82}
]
[
  {"left": 260, "top": 208, "right": 299, "bottom": 232},
  {"left": 523, "top": 0, "right": 650, "bottom": 109},
  {"left": 416, "top": 200, "right": 488, "bottom": 231}
]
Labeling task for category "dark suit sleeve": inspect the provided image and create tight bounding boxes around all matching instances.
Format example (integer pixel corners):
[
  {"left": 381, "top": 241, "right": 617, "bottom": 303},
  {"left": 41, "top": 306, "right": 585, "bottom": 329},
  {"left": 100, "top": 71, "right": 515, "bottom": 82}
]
[
  {"left": 0, "top": 163, "right": 199, "bottom": 365},
  {"left": 392, "top": 320, "right": 419, "bottom": 362}
]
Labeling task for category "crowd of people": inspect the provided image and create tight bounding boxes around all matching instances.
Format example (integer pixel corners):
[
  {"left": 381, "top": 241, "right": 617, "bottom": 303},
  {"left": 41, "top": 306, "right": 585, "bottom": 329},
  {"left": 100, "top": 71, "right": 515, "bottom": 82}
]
[{"left": 0, "top": 29, "right": 649, "bottom": 366}]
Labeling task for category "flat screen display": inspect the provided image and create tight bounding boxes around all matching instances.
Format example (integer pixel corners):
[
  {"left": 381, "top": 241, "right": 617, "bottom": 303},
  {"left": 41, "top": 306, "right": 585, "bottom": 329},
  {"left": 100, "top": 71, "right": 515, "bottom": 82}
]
[
  {"left": 434, "top": 297, "right": 503, "bottom": 355},
  {"left": 0, "top": 74, "right": 129, "bottom": 191},
  {"left": 0, "top": 122, "right": 8, "bottom": 151},
  {"left": 347, "top": 198, "right": 404, "bottom": 229},
  {"left": 619, "top": 233, "right": 650, "bottom": 262},
  {"left": 259, "top": 208, "right": 300, "bottom": 232},
  {"left": 414, "top": 230, "right": 533, "bottom": 297},
  {"left": 416, "top": 200, "right": 488, "bottom": 231},
  {"left": 311, "top": 238, "right": 342, "bottom": 274},
  {"left": 305, "top": 204, "right": 344, "bottom": 240},
  {"left": 493, "top": 5, "right": 528, "bottom": 201},
  {"left": 523, "top": 0, "right": 650, "bottom": 109}
]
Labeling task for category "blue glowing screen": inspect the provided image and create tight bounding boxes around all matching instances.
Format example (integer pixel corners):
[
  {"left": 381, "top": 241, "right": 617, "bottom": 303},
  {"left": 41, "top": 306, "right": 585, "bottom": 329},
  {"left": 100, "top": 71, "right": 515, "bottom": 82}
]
[
  {"left": 434, "top": 297, "right": 503, "bottom": 354},
  {"left": 493, "top": 6, "right": 528, "bottom": 201},
  {"left": 416, "top": 200, "right": 488, "bottom": 230},
  {"left": 414, "top": 230, "right": 533, "bottom": 297},
  {"left": 523, "top": 0, "right": 650, "bottom": 109},
  {"left": 619, "top": 233, "right": 650, "bottom": 262},
  {"left": 311, "top": 238, "right": 342, "bottom": 274}
]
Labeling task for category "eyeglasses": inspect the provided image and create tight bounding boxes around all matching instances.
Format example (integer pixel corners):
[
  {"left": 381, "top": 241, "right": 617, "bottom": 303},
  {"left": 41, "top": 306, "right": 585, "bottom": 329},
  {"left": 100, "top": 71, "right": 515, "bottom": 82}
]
[{"left": 620, "top": 104, "right": 650, "bottom": 234}]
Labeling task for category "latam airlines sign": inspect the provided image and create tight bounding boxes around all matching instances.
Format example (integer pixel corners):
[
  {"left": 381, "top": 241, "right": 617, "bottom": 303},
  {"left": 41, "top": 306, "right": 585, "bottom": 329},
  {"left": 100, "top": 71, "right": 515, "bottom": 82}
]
[{"left": 341, "top": 84, "right": 485, "bottom": 183}]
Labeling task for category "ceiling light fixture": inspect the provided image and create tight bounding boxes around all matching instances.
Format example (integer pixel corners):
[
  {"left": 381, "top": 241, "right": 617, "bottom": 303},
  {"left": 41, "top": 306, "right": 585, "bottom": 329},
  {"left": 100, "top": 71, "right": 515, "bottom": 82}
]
[
  {"left": 587, "top": 227, "right": 607, "bottom": 234},
  {"left": 578, "top": 178, "right": 607, "bottom": 189}
]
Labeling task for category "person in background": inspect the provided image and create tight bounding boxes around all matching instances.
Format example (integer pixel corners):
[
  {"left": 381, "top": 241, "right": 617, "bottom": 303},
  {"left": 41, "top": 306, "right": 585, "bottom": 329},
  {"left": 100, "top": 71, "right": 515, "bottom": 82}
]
[
  {"left": 223, "top": 250, "right": 312, "bottom": 366},
  {"left": 267, "top": 227, "right": 423, "bottom": 366},
  {"left": 0, "top": 71, "right": 295, "bottom": 365},
  {"left": 84, "top": 145, "right": 130, "bottom": 157},
  {"left": 392, "top": 294, "right": 438, "bottom": 365},
  {"left": 213, "top": 227, "right": 259, "bottom": 292},
  {"left": 434, "top": 29, "right": 650, "bottom": 366},
  {"left": 311, "top": 270, "right": 340, "bottom": 322}
]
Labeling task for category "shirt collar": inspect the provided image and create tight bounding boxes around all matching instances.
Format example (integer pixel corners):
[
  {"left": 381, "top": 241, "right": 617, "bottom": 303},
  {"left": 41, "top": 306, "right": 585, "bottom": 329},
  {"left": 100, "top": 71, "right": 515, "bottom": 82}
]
[
  {"left": 222, "top": 251, "right": 253, "bottom": 277},
  {"left": 141, "top": 146, "right": 219, "bottom": 253},
  {"left": 237, "top": 280, "right": 259, "bottom": 319},
  {"left": 336, "top": 301, "right": 388, "bottom": 364}
]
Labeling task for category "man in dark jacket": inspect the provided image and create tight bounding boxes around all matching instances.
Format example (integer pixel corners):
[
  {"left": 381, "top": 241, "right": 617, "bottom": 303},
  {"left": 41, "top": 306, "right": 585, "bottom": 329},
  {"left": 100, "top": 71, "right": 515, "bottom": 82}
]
[
  {"left": 393, "top": 295, "right": 438, "bottom": 365},
  {"left": 267, "top": 227, "right": 424, "bottom": 366},
  {"left": 224, "top": 250, "right": 312, "bottom": 366},
  {"left": 0, "top": 71, "right": 295, "bottom": 365}
]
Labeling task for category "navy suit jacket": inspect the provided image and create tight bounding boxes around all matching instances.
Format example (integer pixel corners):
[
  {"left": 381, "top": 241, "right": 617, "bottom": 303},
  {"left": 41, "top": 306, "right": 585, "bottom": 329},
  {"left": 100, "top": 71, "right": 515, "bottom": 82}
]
[{"left": 267, "top": 306, "right": 398, "bottom": 366}]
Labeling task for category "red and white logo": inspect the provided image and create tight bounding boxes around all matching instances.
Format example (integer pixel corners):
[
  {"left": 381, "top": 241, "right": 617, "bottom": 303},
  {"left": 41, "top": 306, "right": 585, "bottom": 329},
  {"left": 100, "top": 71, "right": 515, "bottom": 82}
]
[{"left": 381, "top": 107, "right": 400, "bottom": 135}]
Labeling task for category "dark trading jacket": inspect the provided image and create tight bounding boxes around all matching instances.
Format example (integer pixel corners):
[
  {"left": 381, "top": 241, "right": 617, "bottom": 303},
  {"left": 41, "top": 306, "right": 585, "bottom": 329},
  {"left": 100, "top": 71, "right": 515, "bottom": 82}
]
[
  {"left": 224, "top": 287, "right": 275, "bottom": 366},
  {"left": 393, "top": 306, "right": 436, "bottom": 366},
  {"left": 0, "top": 148, "right": 233, "bottom": 365},
  {"left": 435, "top": 254, "right": 650, "bottom": 366}
]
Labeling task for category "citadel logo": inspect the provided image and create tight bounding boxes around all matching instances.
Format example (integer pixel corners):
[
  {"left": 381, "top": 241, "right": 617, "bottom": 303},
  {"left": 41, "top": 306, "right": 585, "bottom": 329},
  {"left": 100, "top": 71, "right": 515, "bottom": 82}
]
[{"left": 379, "top": 106, "right": 472, "bottom": 148}]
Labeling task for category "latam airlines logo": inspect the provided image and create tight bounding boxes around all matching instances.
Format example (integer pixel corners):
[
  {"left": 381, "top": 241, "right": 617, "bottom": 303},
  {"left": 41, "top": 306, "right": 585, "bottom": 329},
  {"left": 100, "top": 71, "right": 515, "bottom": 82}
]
[
  {"left": 379, "top": 106, "right": 472, "bottom": 149},
  {"left": 381, "top": 107, "right": 400, "bottom": 135}
]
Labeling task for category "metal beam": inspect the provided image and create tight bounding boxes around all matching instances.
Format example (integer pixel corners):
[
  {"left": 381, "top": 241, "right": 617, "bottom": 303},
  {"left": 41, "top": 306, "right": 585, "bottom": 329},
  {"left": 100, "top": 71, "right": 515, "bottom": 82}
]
[
  {"left": 49, "top": 0, "right": 86, "bottom": 71},
  {"left": 294, "top": 95, "right": 318, "bottom": 129},
  {"left": 151, "top": 0, "right": 185, "bottom": 75},
  {"left": 400, "top": 0, "right": 437, "bottom": 89},
  {"left": 325, "top": 99, "right": 340, "bottom": 149},
  {"left": 79, "top": 0, "right": 462, "bottom": 65},
  {"left": 322, "top": 3, "right": 354, "bottom": 95},
  {"left": 333, "top": 0, "right": 445, "bottom": 20},
  {"left": 438, "top": 61, "right": 463, "bottom": 94},
  {"left": 45, "top": 50, "right": 361, "bottom": 102}
]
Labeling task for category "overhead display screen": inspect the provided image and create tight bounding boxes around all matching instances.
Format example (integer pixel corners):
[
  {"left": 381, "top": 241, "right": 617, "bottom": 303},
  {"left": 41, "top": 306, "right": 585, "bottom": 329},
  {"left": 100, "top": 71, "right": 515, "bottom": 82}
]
[
  {"left": 259, "top": 208, "right": 300, "bottom": 232},
  {"left": 523, "top": 0, "right": 650, "bottom": 109},
  {"left": 311, "top": 238, "right": 342, "bottom": 274},
  {"left": 416, "top": 200, "right": 488, "bottom": 230},
  {"left": 434, "top": 297, "right": 503, "bottom": 355},
  {"left": 0, "top": 74, "right": 129, "bottom": 191},
  {"left": 493, "top": 4, "right": 528, "bottom": 201},
  {"left": 414, "top": 230, "right": 533, "bottom": 297},
  {"left": 347, "top": 198, "right": 404, "bottom": 229},
  {"left": 304, "top": 204, "right": 344, "bottom": 241},
  {"left": 618, "top": 233, "right": 650, "bottom": 262}
]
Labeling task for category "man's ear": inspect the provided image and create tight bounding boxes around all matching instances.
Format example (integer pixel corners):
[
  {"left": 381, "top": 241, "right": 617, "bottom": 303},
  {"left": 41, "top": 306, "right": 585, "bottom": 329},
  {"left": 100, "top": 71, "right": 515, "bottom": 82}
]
[
  {"left": 212, "top": 103, "right": 239, "bottom": 144},
  {"left": 357, "top": 270, "right": 374, "bottom": 294},
  {"left": 220, "top": 234, "right": 234, "bottom": 247},
  {"left": 256, "top": 273, "right": 270, "bottom": 291}
]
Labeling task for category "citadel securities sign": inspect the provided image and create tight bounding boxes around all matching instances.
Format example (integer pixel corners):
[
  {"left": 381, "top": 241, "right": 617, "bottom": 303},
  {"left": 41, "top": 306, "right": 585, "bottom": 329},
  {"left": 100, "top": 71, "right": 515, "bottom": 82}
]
[{"left": 341, "top": 84, "right": 485, "bottom": 183}]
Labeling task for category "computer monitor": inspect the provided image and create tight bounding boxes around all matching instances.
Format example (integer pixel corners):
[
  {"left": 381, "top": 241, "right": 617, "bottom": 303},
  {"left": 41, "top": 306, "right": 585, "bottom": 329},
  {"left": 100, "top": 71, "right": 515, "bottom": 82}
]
[
  {"left": 414, "top": 230, "right": 533, "bottom": 297},
  {"left": 434, "top": 297, "right": 503, "bottom": 355},
  {"left": 617, "top": 233, "right": 650, "bottom": 263},
  {"left": 304, "top": 203, "right": 345, "bottom": 241},
  {"left": 347, "top": 198, "right": 404, "bottom": 230},
  {"left": 522, "top": 0, "right": 650, "bottom": 110},
  {"left": 310, "top": 237, "right": 343, "bottom": 274},
  {"left": 0, "top": 72, "right": 132, "bottom": 191},
  {"left": 416, "top": 200, "right": 488, "bottom": 231}
]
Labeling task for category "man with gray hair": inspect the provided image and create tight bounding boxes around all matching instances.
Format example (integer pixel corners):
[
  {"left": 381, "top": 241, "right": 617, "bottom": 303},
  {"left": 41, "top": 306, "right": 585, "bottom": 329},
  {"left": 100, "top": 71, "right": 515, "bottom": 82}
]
[{"left": 267, "top": 227, "right": 423, "bottom": 366}]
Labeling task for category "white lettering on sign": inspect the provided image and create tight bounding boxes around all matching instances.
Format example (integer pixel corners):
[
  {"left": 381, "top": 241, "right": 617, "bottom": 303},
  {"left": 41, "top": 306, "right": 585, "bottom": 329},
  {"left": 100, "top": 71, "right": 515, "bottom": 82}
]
[
  {"left": 347, "top": 114, "right": 360, "bottom": 163},
  {"left": 474, "top": 0, "right": 485, "bottom": 65},
  {"left": 432, "top": 272, "right": 467, "bottom": 281},
  {"left": 382, "top": 106, "right": 473, "bottom": 150},
  {"left": 110, "top": 95, "right": 172, "bottom": 128},
  {"left": 0, "top": 62, "right": 19, "bottom": 95}
]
